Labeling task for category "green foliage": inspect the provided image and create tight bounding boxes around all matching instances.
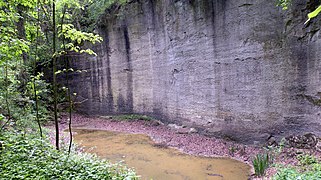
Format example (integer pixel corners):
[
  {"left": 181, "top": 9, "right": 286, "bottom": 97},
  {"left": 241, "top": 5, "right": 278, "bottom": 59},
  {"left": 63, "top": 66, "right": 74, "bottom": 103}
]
[
  {"left": 0, "top": 114, "right": 4, "bottom": 121},
  {"left": 26, "top": 73, "right": 50, "bottom": 121},
  {"left": 273, "top": 164, "right": 321, "bottom": 180},
  {"left": 0, "top": 63, "right": 50, "bottom": 130},
  {"left": 0, "top": 0, "right": 45, "bottom": 133},
  {"left": 58, "top": 23, "right": 102, "bottom": 55},
  {"left": 0, "top": 114, "right": 5, "bottom": 128},
  {"left": 0, "top": 0, "right": 31, "bottom": 65},
  {"left": 114, "top": 114, "right": 152, "bottom": 121},
  {"left": 0, "top": 130, "right": 138, "bottom": 179},
  {"left": 26, "top": 73, "right": 49, "bottom": 99},
  {"left": 306, "top": 5, "right": 321, "bottom": 24},
  {"left": 78, "top": 0, "right": 128, "bottom": 31},
  {"left": 277, "top": 0, "right": 321, "bottom": 24},
  {"left": 276, "top": 0, "right": 291, "bottom": 10},
  {"left": 273, "top": 154, "right": 321, "bottom": 180},
  {"left": 252, "top": 153, "right": 272, "bottom": 177},
  {"left": 297, "top": 154, "right": 318, "bottom": 166},
  {"left": 57, "top": 0, "right": 81, "bottom": 10}
]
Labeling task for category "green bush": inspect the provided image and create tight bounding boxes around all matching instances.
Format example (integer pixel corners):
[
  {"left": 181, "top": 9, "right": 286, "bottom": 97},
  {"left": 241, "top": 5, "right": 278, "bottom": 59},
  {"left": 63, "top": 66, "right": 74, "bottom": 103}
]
[
  {"left": 252, "top": 153, "right": 271, "bottom": 177},
  {"left": 273, "top": 154, "right": 321, "bottom": 180},
  {"left": 0, "top": 131, "right": 138, "bottom": 180},
  {"left": 297, "top": 154, "right": 318, "bottom": 166},
  {"left": 273, "top": 165, "right": 321, "bottom": 180}
]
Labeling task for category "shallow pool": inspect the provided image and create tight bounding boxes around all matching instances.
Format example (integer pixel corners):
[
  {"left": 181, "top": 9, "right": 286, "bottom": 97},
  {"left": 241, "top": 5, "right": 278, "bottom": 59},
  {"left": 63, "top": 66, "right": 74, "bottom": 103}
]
[{"left": 72, "top": 129, "right": 250, "bottom": 180}]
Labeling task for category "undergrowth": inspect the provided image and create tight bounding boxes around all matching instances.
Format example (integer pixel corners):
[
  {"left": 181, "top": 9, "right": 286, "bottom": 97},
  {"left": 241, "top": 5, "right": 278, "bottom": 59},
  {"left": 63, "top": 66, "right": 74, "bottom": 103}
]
[
  {"left": 0, "top": 130, "right": 138, "bottom": 179},
  {"left": 273, "top": 154, "right": 321, "bottom": 180},
  {"left": 113, "top": 114, "right": 152, "bottom": 121}
]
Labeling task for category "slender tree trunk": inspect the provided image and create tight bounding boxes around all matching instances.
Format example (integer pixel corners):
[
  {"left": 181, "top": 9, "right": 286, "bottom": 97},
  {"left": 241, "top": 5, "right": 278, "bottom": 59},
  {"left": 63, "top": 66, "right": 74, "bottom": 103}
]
[
  {"left": 34, "top": 0, "right": 43, "bottom": 138},
  {"left": 52, "top": 0, "right": 59, "bottom": 150},
  {"left": 16, "top": 4, "right": 29, "bottom": 95},
  {"left": 66, "top": 57, "right": 73, "bottom": 154},
  {"left": 16, "top": 4, "right": 28, "bottom": 64},
  {"left": 60, "top": 5, "right": 73, "bottom": 154}
]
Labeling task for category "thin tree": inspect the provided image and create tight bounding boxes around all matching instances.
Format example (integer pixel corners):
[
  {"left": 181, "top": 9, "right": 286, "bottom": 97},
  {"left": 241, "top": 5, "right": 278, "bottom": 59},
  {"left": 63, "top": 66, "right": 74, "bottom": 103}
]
[
  {"left": 59, "top": 4, "right": 73, "bottom": 154},
  {"left": 33, "top": 0, "right": 43, "bottom": 138},
  {"left": 52, "top": 0, "right": 59, "bottom": 150}
]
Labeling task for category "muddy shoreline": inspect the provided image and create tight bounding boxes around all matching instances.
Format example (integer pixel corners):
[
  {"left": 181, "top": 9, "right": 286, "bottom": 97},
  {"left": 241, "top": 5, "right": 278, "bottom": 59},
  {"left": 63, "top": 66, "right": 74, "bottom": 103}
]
[{"left": 47, "top": 113, "right": 320, "bottom": 179}]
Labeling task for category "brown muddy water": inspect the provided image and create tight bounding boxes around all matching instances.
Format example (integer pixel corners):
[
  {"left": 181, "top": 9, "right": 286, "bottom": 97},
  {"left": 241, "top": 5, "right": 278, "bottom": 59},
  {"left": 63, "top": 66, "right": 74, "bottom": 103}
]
[{"left": 72, "top": 129, "right": 250, "bottom": 180}]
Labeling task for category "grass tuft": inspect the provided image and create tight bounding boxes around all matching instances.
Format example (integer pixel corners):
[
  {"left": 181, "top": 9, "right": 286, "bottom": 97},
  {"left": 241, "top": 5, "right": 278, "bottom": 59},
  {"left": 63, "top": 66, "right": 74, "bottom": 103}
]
[
  {"left": 252, "top": 153, "right": 271, "bottom": 177},
  {"left": 114, "top": 114, "right": 152, "bottom": 121}
]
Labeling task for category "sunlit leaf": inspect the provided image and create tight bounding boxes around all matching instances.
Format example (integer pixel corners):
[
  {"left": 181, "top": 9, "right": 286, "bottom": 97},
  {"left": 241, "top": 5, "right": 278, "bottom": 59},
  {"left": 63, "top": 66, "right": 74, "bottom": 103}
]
[
  {"left": 305, "top": 5, "right": 321, "bottom": 24},
  {"left": 55, "top": 70, "right": 62, "bottom": 75}
]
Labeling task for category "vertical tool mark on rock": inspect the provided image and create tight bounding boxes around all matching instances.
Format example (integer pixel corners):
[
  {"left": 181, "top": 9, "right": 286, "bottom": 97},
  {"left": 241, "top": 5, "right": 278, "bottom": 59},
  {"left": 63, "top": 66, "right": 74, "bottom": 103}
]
[
  {"left": 123, "top": 24, "right": 134, "bottom": 112},
  {"left": 103, "top": 27, "right": 114, "bottom": 112}
]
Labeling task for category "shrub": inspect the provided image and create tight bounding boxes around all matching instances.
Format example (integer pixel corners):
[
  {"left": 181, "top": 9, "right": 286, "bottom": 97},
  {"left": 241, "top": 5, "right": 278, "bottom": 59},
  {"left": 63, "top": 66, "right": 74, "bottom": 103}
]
[
  {"left": 297, "top": 154, "right": 317, "bottom": 166},
  {"left": 0, "top": 130, "right": 138, "bottom": 179},
  {"left": 273, "top": 154, "right": 321, "bottom": 180},
  {"left": 273, "top": 165, "right": 321, "bottom": 180}
]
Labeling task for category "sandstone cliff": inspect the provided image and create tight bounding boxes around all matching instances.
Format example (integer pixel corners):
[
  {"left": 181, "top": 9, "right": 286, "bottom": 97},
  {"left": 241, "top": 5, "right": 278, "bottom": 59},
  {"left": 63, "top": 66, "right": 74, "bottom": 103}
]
[{"left": 68, "top": 0, "right": 321, "bottom": 143}]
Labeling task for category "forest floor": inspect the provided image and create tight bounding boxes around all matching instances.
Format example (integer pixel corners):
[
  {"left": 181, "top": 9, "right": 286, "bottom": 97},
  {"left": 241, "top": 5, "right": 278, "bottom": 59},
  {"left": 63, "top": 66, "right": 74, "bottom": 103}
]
[{"left": 47, "top": 113, "right": 321, "bottom": 179}]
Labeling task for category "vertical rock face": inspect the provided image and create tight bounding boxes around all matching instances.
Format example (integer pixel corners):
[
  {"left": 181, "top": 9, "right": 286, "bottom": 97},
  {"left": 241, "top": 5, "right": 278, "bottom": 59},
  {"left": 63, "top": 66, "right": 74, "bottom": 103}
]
[{"left": 69, "top": 0, "right": 321, "bottom": 143}]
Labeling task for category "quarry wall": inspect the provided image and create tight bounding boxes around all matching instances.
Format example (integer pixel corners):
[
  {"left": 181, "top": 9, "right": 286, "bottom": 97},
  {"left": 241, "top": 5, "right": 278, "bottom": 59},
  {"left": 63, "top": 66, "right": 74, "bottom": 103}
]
[{"left": 69, "top": 0, "right": 321, "bottom": 143}]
